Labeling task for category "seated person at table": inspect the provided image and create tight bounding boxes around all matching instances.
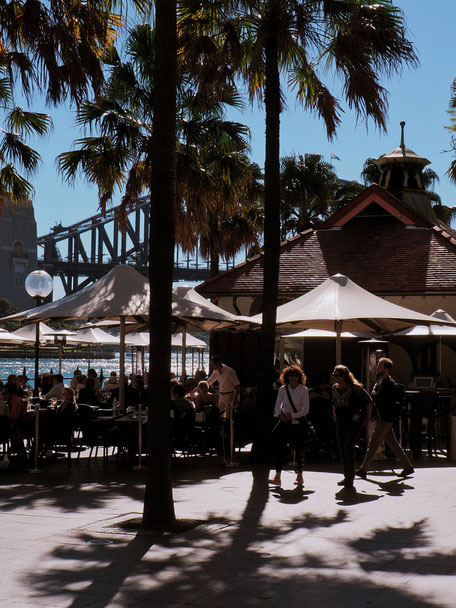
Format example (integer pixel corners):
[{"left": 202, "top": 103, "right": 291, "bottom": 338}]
[
  {"left": 88, "top": 369, "right": 101, "bottom": 390},
  {"left": 104, "top": 371, "right": 119, "bottom": 391},
  {"left": 132, "top": 375, "right": 148, "bottom": 405},
  {"left": 77, "top": 377, "right": 100, "bottom": 406},
  {"left": 70, "top": 369, "right": 82, "bottom": 390},
  {"left": 75, "top": 374, "right": 87, "bottom": 394},
  {"left": 45, "top": 374, "right": 66, "bottom": 400},
  {"left": 194, "top": 381, "right": 217, "bottom": 411},
  {"left": 15, "top": 375, "right": 27, "bottom": 397},
  {"left": 108, "top": 380, "right": 140, "bottom": 408},
  {"left": 171, "top": 384, "right": 195, "bottom": 450},
  {"left": 171, "top": 384, "right": 195, "bottom": 417},
  {"left": 3, "top": 383, "right": 28, "bottom": 455},
  {"left": 58, "top": 387, "right": 77, "bottom": 416},
  {"left": 40, "top": 373, "right": 54, "bottom": 396}
]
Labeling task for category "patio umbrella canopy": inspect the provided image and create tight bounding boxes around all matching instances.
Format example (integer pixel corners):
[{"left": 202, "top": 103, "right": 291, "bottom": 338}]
[
  {"left": 0, "top": 328, "right": 29, "bottom": 344},
  {"left": 67, "top": 327, "right": 120, "bottom": 346},
  {"left": 12, "top": 322, "right": 58, "bottom": 344},
  {"left": 171, "top": 285, "right": 255, "bottom": 331},
  {"left": 3, "top": 266, "right": 254, "bottom": 404},
  {"left": 251, "top": 274, "right": 455, "bottom": 364},
  {"left": 393, "top": 309, "right": 456, "bottom": 374}
]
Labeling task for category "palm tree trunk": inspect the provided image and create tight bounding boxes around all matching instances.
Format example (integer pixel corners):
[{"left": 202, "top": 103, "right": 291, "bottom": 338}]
[
  {"left": 252, "top": 0, "right": 281, "bottom": 460},
  {"left": 143, "top": 0, "right": 177, "bottom": 527}
]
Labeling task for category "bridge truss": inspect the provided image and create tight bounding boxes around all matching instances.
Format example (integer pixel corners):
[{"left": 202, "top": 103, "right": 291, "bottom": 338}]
[{"left": 37, "top": 196, "right": 228, "bottom": 295}]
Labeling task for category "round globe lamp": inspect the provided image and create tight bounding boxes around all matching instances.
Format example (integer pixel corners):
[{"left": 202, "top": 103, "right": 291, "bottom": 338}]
[
  {"left": 25, "top": 270, "right": 53, "bottom": 393},
  {"left": 25, "top": 270, "right": 53, "bottom": 301}
]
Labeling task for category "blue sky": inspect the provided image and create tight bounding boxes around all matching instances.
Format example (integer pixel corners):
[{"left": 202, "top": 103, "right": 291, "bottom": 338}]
[{"left": 22, "top": 0, "right": 456, "bottom": 238}]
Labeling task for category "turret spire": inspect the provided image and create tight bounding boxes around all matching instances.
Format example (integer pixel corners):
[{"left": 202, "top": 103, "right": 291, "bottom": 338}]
[{"left": 400, "top": 121, "right": 406, "bottom": 157}]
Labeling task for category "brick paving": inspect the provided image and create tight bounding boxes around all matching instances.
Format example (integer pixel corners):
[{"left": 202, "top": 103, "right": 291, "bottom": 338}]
[{"left": 0, "top": 452, "right": 455, "bottom": 607}]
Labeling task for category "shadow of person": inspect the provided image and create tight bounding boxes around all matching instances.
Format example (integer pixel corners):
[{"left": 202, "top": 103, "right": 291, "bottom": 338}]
[
  {"left": 335, "top": 487, "right": 382, "bottom": 505},
  {"left": 270, "top": 485, "right": 315, "bottom": 504},
  {"left": 374, "top": 478, "right": 415, "bottom": 497}
]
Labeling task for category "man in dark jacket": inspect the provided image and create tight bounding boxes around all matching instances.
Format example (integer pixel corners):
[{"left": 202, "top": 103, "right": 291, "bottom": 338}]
[{"left": 356, "top": 357, "right": 414, "bottom": 478}]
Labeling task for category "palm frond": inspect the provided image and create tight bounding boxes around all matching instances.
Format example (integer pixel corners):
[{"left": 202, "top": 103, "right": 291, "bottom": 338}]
[{"left": 5, "top": 107, "right": 52, "bottom": 137}]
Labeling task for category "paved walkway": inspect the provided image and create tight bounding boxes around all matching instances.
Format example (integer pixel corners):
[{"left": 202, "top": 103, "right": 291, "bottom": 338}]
[{"left": 1, "top": 452, "right": 456, "bottom": 607}]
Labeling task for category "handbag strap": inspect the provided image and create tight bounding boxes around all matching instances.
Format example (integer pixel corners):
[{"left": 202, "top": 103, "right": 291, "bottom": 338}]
[{"left": 285, "top": 385, "right": 298, "bottom": 414}]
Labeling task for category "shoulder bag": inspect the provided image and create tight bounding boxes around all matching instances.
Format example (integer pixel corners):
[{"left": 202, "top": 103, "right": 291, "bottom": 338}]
[{"left": 285, "top": 385, "right": 316, "bottom": 443}]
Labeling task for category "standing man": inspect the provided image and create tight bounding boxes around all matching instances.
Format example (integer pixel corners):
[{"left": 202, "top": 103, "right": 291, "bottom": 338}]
[
  {"left": 356, "top": 357, "right": 414, "bottom": 478},
  {"left": 207, "top": 355, "right": 240, "bottom": 420}
]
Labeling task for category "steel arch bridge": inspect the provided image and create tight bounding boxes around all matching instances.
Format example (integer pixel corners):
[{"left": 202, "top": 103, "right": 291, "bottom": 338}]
[{"left": 37, "top": 196, "right": 228, "bottom": 295}]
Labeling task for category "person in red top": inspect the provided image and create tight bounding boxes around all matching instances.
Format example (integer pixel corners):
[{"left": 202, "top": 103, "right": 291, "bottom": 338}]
[{"left": 3, "top": 383, "right": 27, "bottom": 456}]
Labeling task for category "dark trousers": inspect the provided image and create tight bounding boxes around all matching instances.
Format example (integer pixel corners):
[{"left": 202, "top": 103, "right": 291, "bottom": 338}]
[
  {"left": 335, "top": 415, "right": 362, "bottom": 482},
  {"left": 273, "top": 422, "right": 304, "bottom": 473}
]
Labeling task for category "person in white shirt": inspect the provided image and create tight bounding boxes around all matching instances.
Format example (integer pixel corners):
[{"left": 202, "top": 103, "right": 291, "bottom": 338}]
[
  {"left": 45, "top": 374, "right": 66, "bottom": 400},
  {"left": 270, "top": 365, "right": 309, "bottom": 486},
  {"left": 207, "top": 355, "right": 240, "bottom": 420}
]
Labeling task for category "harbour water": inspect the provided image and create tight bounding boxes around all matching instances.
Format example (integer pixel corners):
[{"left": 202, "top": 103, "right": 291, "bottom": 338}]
[{"left": 0, "top": 350, "right": 209, "bottom": 383}]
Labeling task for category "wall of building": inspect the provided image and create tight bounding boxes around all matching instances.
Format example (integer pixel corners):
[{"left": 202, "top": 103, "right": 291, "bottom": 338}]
[{"left": 0, "top": 198, "right": 37, "bottom": 309}]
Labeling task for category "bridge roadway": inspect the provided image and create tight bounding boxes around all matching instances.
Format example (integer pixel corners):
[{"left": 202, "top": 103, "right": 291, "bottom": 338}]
[{"left": 36, "top": 196, "right": 215, "bottom": 294}]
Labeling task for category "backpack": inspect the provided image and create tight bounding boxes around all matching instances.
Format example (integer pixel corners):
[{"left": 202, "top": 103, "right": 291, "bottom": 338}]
[{"left": 393, "top": 381, "right": 406, "bottom": 406}]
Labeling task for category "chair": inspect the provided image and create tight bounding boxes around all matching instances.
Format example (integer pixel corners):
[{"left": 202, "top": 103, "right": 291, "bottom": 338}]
[
  {"left": 76, "top": 406, "right": 123, "bottom": 467},
  {"left": 409, "top": 390, "right": 439, "bottom": 457},
  {"left": 0, "top": 416, "right": 11, "bottom": 457}
]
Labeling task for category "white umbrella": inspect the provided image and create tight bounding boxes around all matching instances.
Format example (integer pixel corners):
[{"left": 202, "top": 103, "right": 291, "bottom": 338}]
[
  {"left": 3, "top": 266, "right": 251, "bottom": 407},
  {"left": 251, "top": 274, "right": 455, "bottom": 364},
  {"left": 393, "top": 309, "right": 456, "bottom": 374},
  {"left": 172, "top": 285, "right": 256, "bottom": 331},
  {"left": 67, "top": 327, "right": 120, "bottom": 346},
  {"left": 4, "top": 265, "right": 150, "bottom": 410},
  {"left": 12, "top": 322, "right": 57, "bottom": 344},
  {"left": 0, "top": 328, "right": 30, "bottom": 344},
  {"left": 277, "top": 328, "right": 375, "bottom": 370}
]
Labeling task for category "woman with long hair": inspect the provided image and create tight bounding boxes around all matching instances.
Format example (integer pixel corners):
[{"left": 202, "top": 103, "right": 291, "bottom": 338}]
[
  {"left": 332, "top": 365, "right": 372, "bottom": 488},
  {"left": 270, "top": 365, "right": 309, "bottom": 486}
]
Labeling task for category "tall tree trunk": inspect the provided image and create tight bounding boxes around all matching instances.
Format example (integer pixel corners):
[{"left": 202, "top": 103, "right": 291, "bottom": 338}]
[
  {"left": 143, "top": 0, "right": 177, "bottom": 527},
  {"left": 252, "top": 0, "right": 281, "bottom": 461}
]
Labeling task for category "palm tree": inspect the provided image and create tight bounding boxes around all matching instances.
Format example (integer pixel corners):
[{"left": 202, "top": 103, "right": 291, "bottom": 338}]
[
  {"left": 280, "top": 153, "right": 340, "bottom": 238},
  {"left": 58, "top": 20, "right": 262, "bottom": 525},
  {"left": 182, "top": 1, "right": 417, "bottom": 434},
  {"left": 0, "top": 50, "right": 52, "bottom": 204},
  {"left": 58, "top": 24, "right": 263, "bottom": 265},
  {"left": 144, "top": 0, "right": 177, "bottom": 528},
  {"left": 0, "top": 0, "right": 141, "bottom": 106}
]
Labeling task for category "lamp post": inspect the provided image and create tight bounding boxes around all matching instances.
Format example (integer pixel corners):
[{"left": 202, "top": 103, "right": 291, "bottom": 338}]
[{"left": 25, "top": 270, "right": 53, "bottom": 395}]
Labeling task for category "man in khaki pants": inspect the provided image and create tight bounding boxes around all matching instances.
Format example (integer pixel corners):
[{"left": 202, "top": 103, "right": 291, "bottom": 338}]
[
  {"left": 207, "top": 355, "right": 240, "bottom": 419},
  {"left": 356, "top": 357, "right": 414, "bottom": 478}
]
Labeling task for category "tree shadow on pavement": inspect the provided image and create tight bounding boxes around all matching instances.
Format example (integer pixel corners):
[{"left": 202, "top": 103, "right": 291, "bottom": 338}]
[{"left": 22, "top": 465, "right": 452, "bottom": 608}]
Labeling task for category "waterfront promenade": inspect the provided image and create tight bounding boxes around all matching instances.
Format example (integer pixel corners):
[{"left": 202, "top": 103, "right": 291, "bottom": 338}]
[{"left": 1, "top": 452, "right": 456, "bottom": 607}]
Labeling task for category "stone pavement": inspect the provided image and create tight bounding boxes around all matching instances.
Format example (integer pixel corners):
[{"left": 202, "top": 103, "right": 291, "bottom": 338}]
[{"left": 1, "top": 452, "right": 456, "bottom": 608}]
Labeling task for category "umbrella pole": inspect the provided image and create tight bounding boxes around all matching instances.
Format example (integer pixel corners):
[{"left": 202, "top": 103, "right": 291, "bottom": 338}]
[
  {"left": 27, "top": 405, "right": 45, "bottom": 474},
  {"left": 133, "top": 403, "right": 146, "bottom": 470},
  {"left": 335, "top": 321, "right": 342, "bottom": 365},
  {"left": 181, "top": 327, "right": 187, "bottom": 382},
  {"left": 58, "top": 343, "right": 63, "bottom": 375},
  {"left": 191, "top": 349, "right": 194, "bottom": 376},
  {"left": 34, "top": 322, "right": 40, "bottom": 396},
  {"left": 279, "top": 336, "right": 285, "bottom": 371},
  {"left": 438, "top": 336, "right": 442, "bottom": 375},
  {"left": 119, "top": 317, "right": 126, "bottom": 413}
]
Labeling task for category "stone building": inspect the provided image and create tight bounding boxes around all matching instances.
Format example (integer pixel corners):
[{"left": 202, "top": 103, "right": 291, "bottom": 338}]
[{"left": 0, "top": 197, "right": 38, "bottom": 309}]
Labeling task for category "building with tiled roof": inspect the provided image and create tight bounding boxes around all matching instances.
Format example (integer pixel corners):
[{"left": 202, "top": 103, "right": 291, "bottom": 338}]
[
  {"left": 198, "top": 130, "right": 456, "bottom": 321},
  {"left": 197, "top": 127, "right": 456, "bottom": 386}
]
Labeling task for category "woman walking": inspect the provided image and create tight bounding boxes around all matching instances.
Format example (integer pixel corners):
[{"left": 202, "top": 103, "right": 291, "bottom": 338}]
[
  {"left": 332, "top": 365, "right": 372, "bottom": 488},
  {"left": 270, "top": 365, "right": 309, "bottom": 486}
]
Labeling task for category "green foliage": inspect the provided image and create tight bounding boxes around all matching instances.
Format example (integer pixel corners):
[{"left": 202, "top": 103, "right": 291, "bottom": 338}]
[
  {"left": 0, "top": 298, "right": 19, "bottom": 331},
  {"left": 280, "top": 153, "right": 363, "bottom": 238},
  {"left": 58, "top": 22, "right": 264, "bottom": 272}
]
